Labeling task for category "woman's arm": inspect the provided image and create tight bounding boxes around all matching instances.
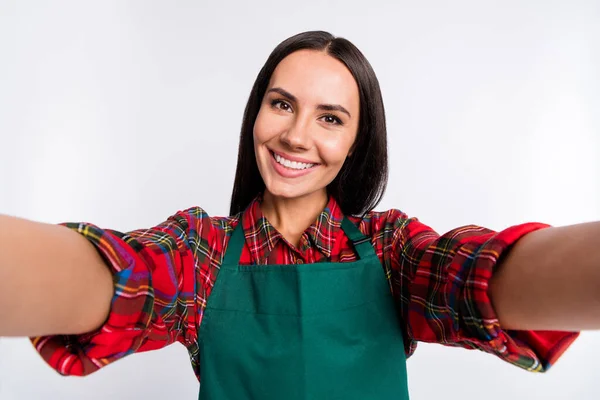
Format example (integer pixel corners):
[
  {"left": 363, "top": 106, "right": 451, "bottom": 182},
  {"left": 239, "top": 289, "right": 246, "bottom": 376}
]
[
  {"left": 3, "top": 207, "right": 212, "bottom": 377},
  {"left": 368, "top": 209, "right": 578, "bottom": 371},
  {"left": 0, "top": 214, "right": 113, "bottom": 337},
  {"left": 489, "top": 221, "right": 600, "bottom": 331}
]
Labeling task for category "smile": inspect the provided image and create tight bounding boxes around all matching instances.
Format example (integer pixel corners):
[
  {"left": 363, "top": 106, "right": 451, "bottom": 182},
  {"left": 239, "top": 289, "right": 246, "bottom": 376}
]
[
  {"left": 272, "top": 152, "right": 315, "bottom": 170},
  {"left": 269, "top": 150, "right": 319, "bottom": 178}
]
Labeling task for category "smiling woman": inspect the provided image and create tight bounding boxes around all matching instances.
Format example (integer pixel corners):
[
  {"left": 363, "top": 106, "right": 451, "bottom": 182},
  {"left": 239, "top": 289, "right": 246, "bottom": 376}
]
[
  {"left": 253, "top": 49, "right": 360, "bottom": 206},
  {"left": 2, "top": 30, "right": 599, "bottom": 400},
  {"left": 254, "top": 51, "right": 364, "bottom": 245},
  {"left": 231, "top": 32, "right": 388, "bottom": 222}
]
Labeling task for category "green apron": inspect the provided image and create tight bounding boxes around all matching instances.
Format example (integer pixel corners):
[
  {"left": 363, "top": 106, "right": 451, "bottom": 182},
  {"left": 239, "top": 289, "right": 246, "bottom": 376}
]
[{"left": 198, "top": 217, "right": 410, "bottom": 399}]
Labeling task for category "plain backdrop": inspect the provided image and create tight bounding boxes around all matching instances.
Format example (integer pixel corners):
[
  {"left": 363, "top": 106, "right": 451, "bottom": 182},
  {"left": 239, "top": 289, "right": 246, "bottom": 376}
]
[{"left": 1, "top": 1, "right": 599, "bottom": 399}]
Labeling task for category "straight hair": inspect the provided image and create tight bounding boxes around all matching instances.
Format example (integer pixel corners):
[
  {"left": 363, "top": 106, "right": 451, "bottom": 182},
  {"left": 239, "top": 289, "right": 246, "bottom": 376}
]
[{"left": 229, "top": 31, "right": 388, "bottom": 217}]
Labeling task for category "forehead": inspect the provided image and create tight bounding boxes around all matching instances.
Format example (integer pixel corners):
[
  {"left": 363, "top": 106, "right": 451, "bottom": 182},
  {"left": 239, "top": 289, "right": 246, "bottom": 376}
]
[{"left": 269, "top": 50, "right": 359, "bottom": 107}]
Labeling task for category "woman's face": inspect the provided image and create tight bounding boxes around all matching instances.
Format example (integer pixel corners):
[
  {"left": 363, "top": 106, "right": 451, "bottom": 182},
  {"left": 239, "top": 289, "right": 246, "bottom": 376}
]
[{"left": 253, "top": 49, "right": 360, "bottom": 201}]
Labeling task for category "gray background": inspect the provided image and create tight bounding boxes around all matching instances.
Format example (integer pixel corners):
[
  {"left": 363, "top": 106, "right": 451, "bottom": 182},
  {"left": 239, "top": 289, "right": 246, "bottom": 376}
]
[{"left": 1, "top": 1, "right": 599, "bottom": 399}]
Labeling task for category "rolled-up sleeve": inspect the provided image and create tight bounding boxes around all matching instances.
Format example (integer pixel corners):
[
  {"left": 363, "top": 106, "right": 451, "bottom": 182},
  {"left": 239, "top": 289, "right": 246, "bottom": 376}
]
[
  {"left": 389, "top": 214, "right": 578, "bottom": 372},
  {"left": 29, "top": 207, "right": 212, "bottom": 377}
]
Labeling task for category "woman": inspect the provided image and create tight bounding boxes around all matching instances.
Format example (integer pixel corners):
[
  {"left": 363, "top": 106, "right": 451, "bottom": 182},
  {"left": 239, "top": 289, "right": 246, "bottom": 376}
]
[{"left": 1, "top": 31, "right": 598, "bottom": 399}]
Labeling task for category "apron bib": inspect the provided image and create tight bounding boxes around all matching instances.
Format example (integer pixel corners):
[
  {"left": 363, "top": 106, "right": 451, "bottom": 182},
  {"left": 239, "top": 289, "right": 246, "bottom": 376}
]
[{"left": 198, "top": 217, "right": 410, "bottom": 399}]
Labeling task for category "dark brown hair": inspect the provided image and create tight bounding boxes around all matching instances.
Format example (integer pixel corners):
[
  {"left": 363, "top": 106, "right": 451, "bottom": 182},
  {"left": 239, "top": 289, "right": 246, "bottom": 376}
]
[{"left": 229, "top": 31, "right": 388, "bottom": 216}]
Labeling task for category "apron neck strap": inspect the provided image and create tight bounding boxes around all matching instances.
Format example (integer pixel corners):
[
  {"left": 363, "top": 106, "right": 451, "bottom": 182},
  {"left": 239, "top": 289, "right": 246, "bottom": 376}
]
[
  {"left": 222, "top": 216, "right": 376, "bottom": 266},
  {"left": 222, "top": 221, "right": 246, "bottom": 266},
  {"left": 340, "top": 217, "right": 377, "bottom": 260}
]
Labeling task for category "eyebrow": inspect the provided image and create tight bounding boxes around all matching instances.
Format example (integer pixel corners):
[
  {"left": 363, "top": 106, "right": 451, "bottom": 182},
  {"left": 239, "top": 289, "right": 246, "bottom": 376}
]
[{"left": 266, "top": 87, "right": 352, "bottom": 118}]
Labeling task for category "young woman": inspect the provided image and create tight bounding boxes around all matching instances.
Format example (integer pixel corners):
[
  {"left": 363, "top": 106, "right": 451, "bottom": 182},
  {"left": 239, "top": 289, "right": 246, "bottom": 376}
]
[{"left": 2, "top": 31, "right": 599, "bottom": 399}]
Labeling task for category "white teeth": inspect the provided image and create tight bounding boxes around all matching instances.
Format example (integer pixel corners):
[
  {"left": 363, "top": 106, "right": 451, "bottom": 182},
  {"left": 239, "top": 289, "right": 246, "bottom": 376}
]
[{"left": 274, "top": 153, "right": 314, "bottom": 170}]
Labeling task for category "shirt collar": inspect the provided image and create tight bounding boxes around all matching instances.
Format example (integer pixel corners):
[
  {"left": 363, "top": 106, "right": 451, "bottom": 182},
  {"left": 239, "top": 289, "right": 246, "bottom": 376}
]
[{"left": 240, "top": 194, "right": 345, "bottom": 262}]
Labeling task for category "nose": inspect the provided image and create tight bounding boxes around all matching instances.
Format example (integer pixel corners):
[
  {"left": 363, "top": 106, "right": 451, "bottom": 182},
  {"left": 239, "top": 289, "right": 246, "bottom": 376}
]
[{"left": 279, "top": 114, "right": 312, "bottom": 151}]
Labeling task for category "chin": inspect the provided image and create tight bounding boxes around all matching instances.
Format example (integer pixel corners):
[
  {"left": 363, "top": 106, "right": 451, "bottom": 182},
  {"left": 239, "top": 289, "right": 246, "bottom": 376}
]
[
  {"left": 265, "top": 181, "right": 327, "bottom": 202},
  {"left": 266, "top": 184, "right": 306, "bottom": 200}
]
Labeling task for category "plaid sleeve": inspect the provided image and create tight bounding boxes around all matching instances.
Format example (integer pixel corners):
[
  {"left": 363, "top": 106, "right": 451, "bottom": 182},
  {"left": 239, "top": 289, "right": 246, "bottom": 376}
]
[
  {"left": 388, "top": 213, "right": 579, "bottom": 372},
  {"left": 29, "top": 207, "right": 213, "bottom": 376}
]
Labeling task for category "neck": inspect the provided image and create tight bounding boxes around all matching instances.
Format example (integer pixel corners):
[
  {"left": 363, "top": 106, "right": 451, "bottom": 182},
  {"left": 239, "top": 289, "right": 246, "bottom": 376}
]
[{"left": 261, "top": 189, "right": 328, "bottom": 248}]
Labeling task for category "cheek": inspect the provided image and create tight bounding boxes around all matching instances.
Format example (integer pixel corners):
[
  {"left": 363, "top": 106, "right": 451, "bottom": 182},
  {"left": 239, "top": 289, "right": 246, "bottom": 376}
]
[
  {"left": 319, "top": 135, "right": 355, "bottom": 167},
  {"left": 253, "top": 109, "right": 269, "bottom": 144},
  {"left": 253, "top": 108, "right": 286, "bottom": 145}
]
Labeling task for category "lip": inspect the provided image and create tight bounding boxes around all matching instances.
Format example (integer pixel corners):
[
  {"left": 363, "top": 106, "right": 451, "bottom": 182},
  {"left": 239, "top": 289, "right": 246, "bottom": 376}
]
[
  {"left": 269, "top": 149, "right": 319, "bottom": 165},
  {"left": 268, "top": 150, "right": 319, "bottom": 179}
]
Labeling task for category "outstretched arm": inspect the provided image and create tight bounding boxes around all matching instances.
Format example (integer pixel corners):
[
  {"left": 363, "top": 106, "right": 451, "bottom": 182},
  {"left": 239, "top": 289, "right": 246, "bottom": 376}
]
[
  {"left": 0, "top": 214, "right": 113, "bottom": 337},
  {"left": 490, "top": 220, "right": 600, "bottom": 331}
]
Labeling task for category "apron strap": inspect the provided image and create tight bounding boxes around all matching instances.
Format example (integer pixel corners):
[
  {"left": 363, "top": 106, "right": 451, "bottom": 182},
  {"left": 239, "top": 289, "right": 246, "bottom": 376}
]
[
  {"left": 222, "top": 221, "right": 246, "bottom": 266},
  {"left": 341, "top": 217, "right": 377, "bottom": 260},
  {"left": 222, "top": 216, "right": 377, "bottom": 265}
]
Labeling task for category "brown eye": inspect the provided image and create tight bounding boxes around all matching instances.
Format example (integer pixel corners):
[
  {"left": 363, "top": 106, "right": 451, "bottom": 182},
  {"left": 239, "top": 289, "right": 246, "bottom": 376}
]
[
  {"left": 321, "top": 114, "right": 343, "bottom": 125},
  {"left": 271, "top": 99, "right": 292, "bottom": 112}
]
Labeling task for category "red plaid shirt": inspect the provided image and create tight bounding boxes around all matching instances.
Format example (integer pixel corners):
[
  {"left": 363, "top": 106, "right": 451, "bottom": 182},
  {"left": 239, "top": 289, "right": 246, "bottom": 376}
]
[{"left": 31, "top": 195, "right": 578, "bottom": 378}]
